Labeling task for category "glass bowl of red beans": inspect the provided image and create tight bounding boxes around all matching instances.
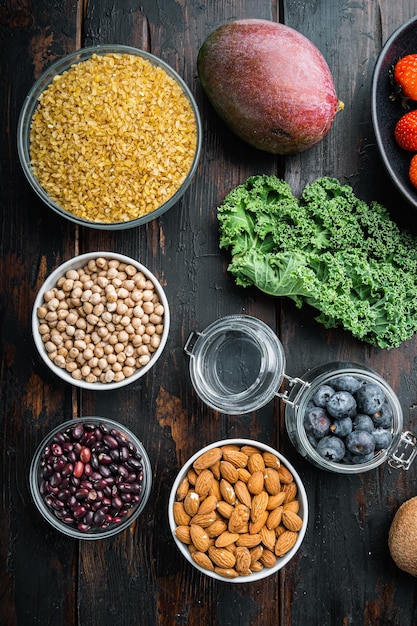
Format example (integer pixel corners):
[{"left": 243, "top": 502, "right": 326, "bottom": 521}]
[{"left": 29, "top": 417, "right": 152, "bottom": 539}]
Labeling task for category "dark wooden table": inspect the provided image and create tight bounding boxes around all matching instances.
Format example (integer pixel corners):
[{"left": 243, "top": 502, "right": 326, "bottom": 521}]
[{"left": 2, "top": 1, "right": 417, "bottom": 624}]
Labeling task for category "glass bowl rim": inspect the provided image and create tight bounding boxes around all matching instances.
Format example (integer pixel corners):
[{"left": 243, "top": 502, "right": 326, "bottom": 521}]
[
  {"left": 29, "top": 416, "right": 152, "bottom": 540},
  {"left": 186, "top": 315, "right": 286, "bottom": 414},
  {"left": 17, "top": 44, "right": 202, "bottom": 230}
]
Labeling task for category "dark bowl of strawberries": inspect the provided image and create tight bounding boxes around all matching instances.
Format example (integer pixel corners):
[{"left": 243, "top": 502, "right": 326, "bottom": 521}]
[{"left": 371, "top": 15, "right": 417, "bottom": 209}]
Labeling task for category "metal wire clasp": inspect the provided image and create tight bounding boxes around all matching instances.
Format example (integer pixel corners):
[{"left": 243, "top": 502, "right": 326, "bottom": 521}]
[
  {"left": 388, "top": 431, "right": 417, "bottom": 470},
  {"left": 275, "top": 373, "right": 311, "bottom": 408}
]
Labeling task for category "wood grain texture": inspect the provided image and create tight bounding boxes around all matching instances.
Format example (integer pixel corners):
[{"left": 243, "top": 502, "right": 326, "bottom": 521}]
[{"left": 1, "top": 0, "right": 417, "bottom": 625}]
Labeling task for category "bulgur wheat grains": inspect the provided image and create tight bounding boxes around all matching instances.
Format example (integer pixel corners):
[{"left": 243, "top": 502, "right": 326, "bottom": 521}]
[{"left": 29, "top": 53, "right": 198, "bottom": 223}]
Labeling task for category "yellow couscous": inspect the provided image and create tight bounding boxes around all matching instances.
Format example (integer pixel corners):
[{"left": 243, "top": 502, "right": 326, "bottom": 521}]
[{"left": 29, "top": 53, "right": 198, "bottom": 223}]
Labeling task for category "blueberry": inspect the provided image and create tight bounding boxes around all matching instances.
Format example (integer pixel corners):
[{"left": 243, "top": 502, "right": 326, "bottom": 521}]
[
  {"left": 312, "top": 384, "right": 335, "bottom": 408},
  {"left": 371, "top": 399, "right": 393, "bottom": 428},
  {"left": 331, "top": 375, "right": 362, "bottom": 394},
  {"left": 372, "top": 428, "right": 393, "bottom": 451},
  {"left": 326, "top": 391, "right": 357, "bottom": 419},
  {"left": 343, "top": 450, "right": 375, "bottom": 464},
  {"left": 353, "top": 414, "right": 374, "bottom": 434},
  {"left": 330, "top": 416, "right": 353, "bottom": 438},
  {"left": 303, "top": 406, "right": 331, "bottom": 440},
  {"left": 316, "top": 435, "right": 346, "bottom": 462},
  {"left": 355, "top": 382, "right": 386, "bottom": 415},
  {"left": 346, "top": 430, "right": 375, "bottom": 456}
]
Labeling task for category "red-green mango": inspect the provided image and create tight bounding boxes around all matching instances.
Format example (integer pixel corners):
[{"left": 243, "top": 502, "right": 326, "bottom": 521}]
[{"left": 197, "top": 19, "right": 344, "bottom": 154}]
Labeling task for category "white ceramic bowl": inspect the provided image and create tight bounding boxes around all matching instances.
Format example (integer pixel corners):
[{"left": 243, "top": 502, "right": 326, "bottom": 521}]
[
  {"left": 168, "top": 438, "right": 308, "bottom": 582},
  {"left": 17, "top": 45, "right": 202, "bottom": 229},
  {"left": 32, "top": 251, "right": 170, "bottom": 390}
]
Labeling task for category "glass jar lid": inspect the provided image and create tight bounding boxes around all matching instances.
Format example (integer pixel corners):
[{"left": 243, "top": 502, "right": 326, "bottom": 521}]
[{"left": 184, "top": 315, "right": 285, "bottom": 414}]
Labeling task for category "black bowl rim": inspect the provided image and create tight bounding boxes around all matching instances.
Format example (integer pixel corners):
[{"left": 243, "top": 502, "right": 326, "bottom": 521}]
[{"left": 371, "top": 15, "right": 417, "bottom": 209}]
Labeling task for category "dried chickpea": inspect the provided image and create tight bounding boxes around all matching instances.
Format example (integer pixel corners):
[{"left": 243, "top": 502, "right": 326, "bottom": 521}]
[{"left": 37, "top": 258, "right": 165, "bottom": 384}]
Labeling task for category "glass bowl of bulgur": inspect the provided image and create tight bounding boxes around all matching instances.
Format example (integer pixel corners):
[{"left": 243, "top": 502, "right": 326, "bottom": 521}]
[
  {"left": 32, "top": 251, "right": 170, "bottom": 390},
  {"left": 18, "top": 45, "right": 202, "bottom": 229}
]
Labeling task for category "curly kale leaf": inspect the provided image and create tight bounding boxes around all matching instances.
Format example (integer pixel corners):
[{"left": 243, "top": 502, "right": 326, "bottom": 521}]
[{"left": 218, "top": 175, "right": 417, "bottom": 349}]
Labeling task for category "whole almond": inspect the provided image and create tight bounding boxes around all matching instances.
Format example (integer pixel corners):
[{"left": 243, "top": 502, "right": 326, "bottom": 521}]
[
  {"left": 260, "top": 548, "right": 277, "bottom": 568},
  {"left": 222, "top": 449, "right": 249, "bottom": 468},
  {"left": 267, "top": 492, "right": 286, "bottom": 510},
  {"left": 282, "top": 482, "right": 298, "bottom": 503},
  {"left": 187, "top": 468, "right": 198, "bottom": 485},
  {"left": 274, "top": 530, "right": 298, "bottom": 556},
  {"left": 214, "top": 567, "right": 239, "bottom": 579},
  {"left": 278, "top": 465, "right": 294, "bottom": 484},
  {"left": 250, "top": 560, "right": 264, "bottom": 572},
  {"left": 175, "top": 476, "right": 190, "bottom": 501},
  {"left": 236, "top": 533, "right": 262, "bottom": 548},
  {"left": 247, "top": 469, "right": 264, "bottom": 495},
  {"left": 275, "top": 524, "right": 286, "bottom": 537},
  {"left": 241, "top": 445, "right": 261, "bottom": 456},
  {"left": 217, "top": 500, "right": 235, "bottom": 519},
  {"left": 283, "top": 500, "right": 299, "bottom": 514},
  {"left": 190, "top": 524, "right": 210, "bottom": 552},
  {"left": 251, "top": 490, "right": 269, "bottom": 522},
  {"left": 175, "top": 525, "right": 191, "bottom": 544},
  {"left": 198, "top": 494, "right": 218, "bottom": 515},
  {"left": 260, "top": 525, "right": 276, "bottom": 551},
  {"left": 192, "top": 551, "right": 214, "bottom": 571},
  {"left": 225, "top": 542, "right": 237, "bottom": 555},
  {"left": 206, "top": 519, "right": 228, "bottom": 538},
  {"left": 249, "top": 510, "right": 269, "bottom": 535},
  {"left": 237, "top": 468, "right": 251, "bottom": 483},
  {"left": 191, "top": 512, "right": 217, "bottom": 528},
  {"left": 249, "top": 544, "right": 264, "bottom": 564},
  {"left": 215, "top": 531, "right": 240, "bottom": 548},
  {"left": 220, "top": 444, "right": 240, "bottom": 452},
  {"left": 209, "top": 478, "right": 222, "bottom": 501},
  {"left": 282, "top": 510, "right": 303, "bottom": 532},
  {"left": 193, "top": 447, "right": 222, "bottom": 471},
  {"left": 264, "top": 468, "right": 281, "bottom": 495},
  {"left": 220, "top": 460, "right": 239, "bottom": 483},
  {"left": 195, "top": 468, "right": 214, "bottom": 497},
  {"left": 266, "top": 506, "right": 283, "bottom": 530},
  {"left": 235, "top": 546, "right": 252, "bottom": 575},
  {"left": 263, "top": 451, "right": 280, "bottom": 470},
  {"left": 173, "top": 501, "right": 191, "bottom": 526},
  {"left": 228, "top": 503, "right": 250, "bottom": 533},
  {"left": 234, "top": 480, "right": 252, "bottom": 508},
  {"left": 183, "top": 491, "right": 200, "bottom": 516},
  {"left": 208, "top": 546, "right": 236, "bottom": 569},
  {"left": 247, "top": 453, "right": 265, "bottom": 473},
  {"left": 211, "top": 460, "right": 221, "bottom": 480},
  {"left": 220, "top": 479, "right": 236, "bottom": 505}
]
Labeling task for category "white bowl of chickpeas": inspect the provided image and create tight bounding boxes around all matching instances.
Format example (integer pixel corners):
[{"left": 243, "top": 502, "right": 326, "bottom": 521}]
[
  {"left": 168, "top": 439, "right": 308, "bottom": 582},
  {"left": 32, "top": 252, "right": 170, "bottom": 390}
]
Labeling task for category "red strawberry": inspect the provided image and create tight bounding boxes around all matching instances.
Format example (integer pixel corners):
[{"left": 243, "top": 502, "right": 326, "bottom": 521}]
[
  {"left": 393, "top": 54, "right": 417, "bottom": 102},
  {"left": 394, "top": 110, "right": 417, "bottom": 151},
  {"left": 409, "top": 154, "right": 417, "bottom": 189}
]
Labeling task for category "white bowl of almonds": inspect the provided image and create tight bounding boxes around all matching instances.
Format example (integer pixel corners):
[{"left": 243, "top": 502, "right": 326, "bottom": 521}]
[
  {"left": 32, "top": 252, "right": 169, "bottom": 390},
  {"left": 168, "top": 439, "right": 308, "bottom": 582}
]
